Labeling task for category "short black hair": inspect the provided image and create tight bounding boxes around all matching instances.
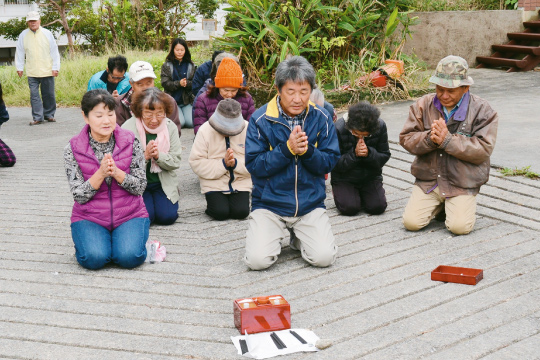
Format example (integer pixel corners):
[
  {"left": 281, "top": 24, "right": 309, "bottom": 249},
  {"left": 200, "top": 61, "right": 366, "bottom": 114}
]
[
  {"left": 81, "top": 89, "right": 116, "bottom": 117},
  {"left": 212, "top": 50, "right": 224, "bottom": 63},
  {"left": 166, "top": 38, "right": 192, "bottom": 64},
  {"left": 346, "top": 101, "right": 381, "bottom": 134},
  {"left": 107, "top": 55, "right": 128, "bottom": 73}
]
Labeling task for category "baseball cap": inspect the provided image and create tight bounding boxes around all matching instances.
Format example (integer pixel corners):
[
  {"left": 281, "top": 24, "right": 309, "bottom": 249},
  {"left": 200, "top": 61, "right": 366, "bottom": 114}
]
[
  {"left": 129, "top": 61, "right": 156, "bottom": 82},
  {"left": 429, "top": 55, "right": 474, "bottom": 89},
  {"left": 26, "top": 11, "right": 40, "bottom": 21}
]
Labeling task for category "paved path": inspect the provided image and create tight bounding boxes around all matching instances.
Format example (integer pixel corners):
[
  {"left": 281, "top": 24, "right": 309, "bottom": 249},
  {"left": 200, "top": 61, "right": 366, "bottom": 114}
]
[{"left": 1, "top": 100, "right": 540, "bottom": 359}]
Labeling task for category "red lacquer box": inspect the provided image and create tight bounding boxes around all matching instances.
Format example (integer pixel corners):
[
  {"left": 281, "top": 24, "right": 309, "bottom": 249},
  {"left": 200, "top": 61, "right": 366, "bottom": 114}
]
[
  {"left": 233, "top": 295, "right": 291, "bottom": 334},
  {"left": 431, "top": 265, "right": 484, "bottom": 285}
]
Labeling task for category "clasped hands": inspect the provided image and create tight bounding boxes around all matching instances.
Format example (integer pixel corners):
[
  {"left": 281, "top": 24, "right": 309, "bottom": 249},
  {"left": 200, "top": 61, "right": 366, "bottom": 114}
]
[
  {"left": 430, "top": 117, "right": 449, "bottom": 146},
  {"left": 355, "top": 137, "right": 368, "bottom": 157},
  {"left": 100, "top": 153, "right": 117, "bottom": 178},
  {"left": 288, "top": 125, "right": 308, "bottom": 155},
  {"left": 144, "top": 140, "right": 159, "bottom": 161},
  {"left": 224, "top": 148, "right": 236, "bottom": 168}
]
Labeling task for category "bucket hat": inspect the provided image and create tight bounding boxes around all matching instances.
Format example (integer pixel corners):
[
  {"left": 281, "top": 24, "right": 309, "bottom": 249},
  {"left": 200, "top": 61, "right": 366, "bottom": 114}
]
[
  {"left": 429, "top": 55, "right": 474, "bottom": 89},
  {"left": 209, "top": 99, "right": 245, "bottom": 136}
]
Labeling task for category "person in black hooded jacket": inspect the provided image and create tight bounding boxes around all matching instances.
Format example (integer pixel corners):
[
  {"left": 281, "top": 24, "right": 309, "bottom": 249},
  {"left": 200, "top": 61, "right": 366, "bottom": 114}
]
[{"left": 331, "top": 101, "right": 390, "bottom": 215}]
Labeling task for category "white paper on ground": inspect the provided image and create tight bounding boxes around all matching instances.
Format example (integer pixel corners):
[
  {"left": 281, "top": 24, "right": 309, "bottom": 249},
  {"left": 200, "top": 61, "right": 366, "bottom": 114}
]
[{"left": 231, "top": 328, "right": 319, "bottom": 359}]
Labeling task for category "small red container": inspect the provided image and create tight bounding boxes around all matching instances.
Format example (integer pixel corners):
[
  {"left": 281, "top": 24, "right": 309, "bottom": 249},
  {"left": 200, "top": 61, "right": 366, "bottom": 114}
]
[
  {"left": 233, "top": 295, "right": 291, "bottom": 334},
  {"left": 431, "top": 265, "right": 483, "bottom": 285}
]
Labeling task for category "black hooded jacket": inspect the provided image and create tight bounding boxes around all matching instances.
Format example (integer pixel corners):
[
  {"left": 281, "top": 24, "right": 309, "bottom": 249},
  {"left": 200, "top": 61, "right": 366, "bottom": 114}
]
[{"left": 331, "top": 117, "right": 391, "bottom": 184}]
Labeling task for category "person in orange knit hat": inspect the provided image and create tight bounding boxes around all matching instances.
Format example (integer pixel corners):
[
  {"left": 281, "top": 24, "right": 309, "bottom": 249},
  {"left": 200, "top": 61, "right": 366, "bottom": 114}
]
[{"left": 193, "top": 57, "right": 256, "bottom": 135}]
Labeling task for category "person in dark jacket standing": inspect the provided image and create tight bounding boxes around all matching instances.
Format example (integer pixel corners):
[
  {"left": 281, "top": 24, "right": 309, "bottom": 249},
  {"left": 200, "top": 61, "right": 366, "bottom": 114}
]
[
  {"left": 331, "top": 101, "right": 390, "bottom": 216},
  {"left": 244, "top": 56, "right": 340, "bottom": 270},
  {"left": 161, "top": 38, "right": 196, "bottom": 128}
]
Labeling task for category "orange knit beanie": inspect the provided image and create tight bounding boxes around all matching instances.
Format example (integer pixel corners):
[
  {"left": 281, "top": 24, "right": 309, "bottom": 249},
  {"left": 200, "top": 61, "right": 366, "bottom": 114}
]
[{"left": 214, "top": 57, "right": 243, "bottom": 88}]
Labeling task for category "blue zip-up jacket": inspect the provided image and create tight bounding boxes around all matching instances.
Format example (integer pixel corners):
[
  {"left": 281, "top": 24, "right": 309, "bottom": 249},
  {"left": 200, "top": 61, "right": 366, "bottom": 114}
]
[
  {"left": 246, "top": 95, "right": 340, "bottom": 217},
  {"left": 87, "top": 70, "right": 131, "bottom": 95},
  {"left": 191, "top": 60, "right": 212, "bottom": 96}
]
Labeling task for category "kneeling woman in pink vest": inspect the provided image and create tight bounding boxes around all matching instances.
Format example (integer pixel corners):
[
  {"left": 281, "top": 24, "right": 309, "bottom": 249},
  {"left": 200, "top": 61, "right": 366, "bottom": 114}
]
[{"left": 64, "top": 89, "right": 149, "bottom": 270}]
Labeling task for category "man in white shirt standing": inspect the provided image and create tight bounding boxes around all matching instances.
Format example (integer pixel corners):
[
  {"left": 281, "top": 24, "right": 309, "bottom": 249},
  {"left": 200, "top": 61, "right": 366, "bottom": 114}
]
[{"left": 15, "top": 11, "right": 61, "bottom": 126}]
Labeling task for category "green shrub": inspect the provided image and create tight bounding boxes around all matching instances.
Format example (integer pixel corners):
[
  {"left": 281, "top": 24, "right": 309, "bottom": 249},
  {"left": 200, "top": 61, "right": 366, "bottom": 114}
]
[{"left": 218, "top": 0, "right": 415, "bottom": 86}]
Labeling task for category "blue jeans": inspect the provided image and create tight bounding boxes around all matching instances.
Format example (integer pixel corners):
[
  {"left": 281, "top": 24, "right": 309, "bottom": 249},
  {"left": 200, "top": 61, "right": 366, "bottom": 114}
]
[
  {"left": 143, "top": 182, "right": 179, "bottom": 225},
  {"left": 28, "top": 76, "right": 56, "bottom": 122},
  {"left": 71, "top": 217, "right": 149, "bottom": 270},
  {"left": 178, "top": 104, "right": 193, "bottom": 128}
]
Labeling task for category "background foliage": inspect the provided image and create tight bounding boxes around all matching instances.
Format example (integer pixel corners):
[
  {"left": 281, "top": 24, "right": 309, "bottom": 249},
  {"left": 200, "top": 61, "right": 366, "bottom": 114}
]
[
  {"left": 218, "top": 0, "right": 415, "bottom": 85},
  {"left": 0, "top": 0, "right": 220, "bottom": 53}
]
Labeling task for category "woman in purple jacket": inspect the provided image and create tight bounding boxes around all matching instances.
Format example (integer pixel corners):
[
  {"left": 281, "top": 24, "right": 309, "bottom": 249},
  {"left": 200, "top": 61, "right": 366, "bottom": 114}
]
[
  {"left": 63, "top": 89, "right": 149, "bottom": 270},
  {"left": 193, "top": 57, "right": 255, "bottom": 135}
]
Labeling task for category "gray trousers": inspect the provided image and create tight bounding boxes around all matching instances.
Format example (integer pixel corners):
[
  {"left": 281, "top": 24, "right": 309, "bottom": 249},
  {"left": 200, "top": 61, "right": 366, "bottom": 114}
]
[
  {"left": 28, "top": 76, "right": 56, "bottom": 121},
  {"left": 244, "top": 208, "right": 338, "bottom": 270}
]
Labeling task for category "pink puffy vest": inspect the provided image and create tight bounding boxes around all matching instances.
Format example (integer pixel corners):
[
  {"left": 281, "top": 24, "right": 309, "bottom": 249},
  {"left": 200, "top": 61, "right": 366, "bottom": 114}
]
[{"left": 70, "top": 124, "right": 148, "bottom": 230}]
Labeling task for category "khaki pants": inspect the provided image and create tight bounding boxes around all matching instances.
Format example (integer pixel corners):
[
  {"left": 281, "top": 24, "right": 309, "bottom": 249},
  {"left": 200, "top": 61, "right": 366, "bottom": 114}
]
[
  {"left": 402, "top": 185, "right": 476, "bottom": 235},
  {"left": 244, "top": 208, "right": 338, "bottom": 270}
]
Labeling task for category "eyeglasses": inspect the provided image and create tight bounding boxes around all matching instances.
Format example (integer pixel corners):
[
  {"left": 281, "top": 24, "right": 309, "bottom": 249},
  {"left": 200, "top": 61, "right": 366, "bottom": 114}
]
[
  {"left": 110, "top": 75, "right": 125, "bottom": 81},
  {"left": 350, "top": 130, "right": 372, "bottom": 139},
  {"left": 142, "top": 112, "right": 166, "bottom": 121}
]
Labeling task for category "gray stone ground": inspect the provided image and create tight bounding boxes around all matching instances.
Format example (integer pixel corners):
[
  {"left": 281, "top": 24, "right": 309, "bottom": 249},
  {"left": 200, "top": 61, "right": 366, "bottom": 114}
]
[
  {"left": 379, "top": 68, "right": 540, "bottom": 174},
  {"left": 1, "top": 71, "right": 540, "bottom": 359}
]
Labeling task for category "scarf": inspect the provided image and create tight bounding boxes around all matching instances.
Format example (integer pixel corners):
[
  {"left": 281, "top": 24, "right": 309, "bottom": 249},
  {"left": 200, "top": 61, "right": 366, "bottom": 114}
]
[{"left": 135, "top": 117, "right": 170, "bottom": 173}]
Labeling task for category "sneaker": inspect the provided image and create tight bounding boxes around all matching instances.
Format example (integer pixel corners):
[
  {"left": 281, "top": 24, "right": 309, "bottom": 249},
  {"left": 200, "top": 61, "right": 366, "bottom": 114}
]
[{"left": 29, "top": 120, "right": 44, "bottom": 126}]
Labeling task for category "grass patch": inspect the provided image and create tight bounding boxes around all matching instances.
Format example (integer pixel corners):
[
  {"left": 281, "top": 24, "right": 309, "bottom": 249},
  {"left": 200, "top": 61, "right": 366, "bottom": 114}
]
[
  {"left": 407, "top": 0, "right": 502, "bottom": 11},
  {"left": 0, "top": 46, "right": 213, "bottom": 107},
  {"left": 499, "top": 166, "right": 539, "bottom": 180}
]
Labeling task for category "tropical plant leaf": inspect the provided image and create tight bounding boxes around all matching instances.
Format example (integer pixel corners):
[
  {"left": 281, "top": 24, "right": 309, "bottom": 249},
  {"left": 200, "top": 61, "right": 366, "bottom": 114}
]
[
  {"left": 255, "top": 27, "right": 269, "bottom": 43},
  {"left": 338, "top": 22, "right": 356, "bottom": 32},
  {"left": 385, "top": 7, "right": 399, "bottom": 37}
]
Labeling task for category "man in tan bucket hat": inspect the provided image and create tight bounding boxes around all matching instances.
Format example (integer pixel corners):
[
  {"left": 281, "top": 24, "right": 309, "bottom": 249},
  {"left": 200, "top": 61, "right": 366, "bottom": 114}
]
[{"left": 399, "top": 55, "right": 498, "bottom": 235}]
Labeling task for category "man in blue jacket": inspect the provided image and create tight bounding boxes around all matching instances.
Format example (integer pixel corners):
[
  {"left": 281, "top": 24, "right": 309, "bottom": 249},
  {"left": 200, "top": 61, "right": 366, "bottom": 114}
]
[
  {"left": 244, "top": 56, "right": 340, "bottom": 270},
  {"left": 87, "top": 55, "right": 131, "bottom": 98}
]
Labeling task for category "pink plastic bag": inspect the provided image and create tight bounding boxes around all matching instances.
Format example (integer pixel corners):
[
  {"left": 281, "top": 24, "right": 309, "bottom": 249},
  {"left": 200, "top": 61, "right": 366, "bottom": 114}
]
[{"left": 145, "top": 240, "right": 166, "bottom": 263}]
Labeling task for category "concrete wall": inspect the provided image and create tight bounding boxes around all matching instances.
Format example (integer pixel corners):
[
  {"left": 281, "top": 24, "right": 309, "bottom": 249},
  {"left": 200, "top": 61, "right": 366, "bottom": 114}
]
[{"left": 402, "top": 10, "right": 527, "bottom": 68}]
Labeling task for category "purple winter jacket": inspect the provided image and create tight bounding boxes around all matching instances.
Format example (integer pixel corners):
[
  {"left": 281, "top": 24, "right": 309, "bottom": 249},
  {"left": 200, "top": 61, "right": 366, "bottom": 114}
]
[
  {"left": 70, "top": 124, "right": 148, "bottom": 230},
  {"left": 193, "top": 92, "right": 255, "bottom": 135}
]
